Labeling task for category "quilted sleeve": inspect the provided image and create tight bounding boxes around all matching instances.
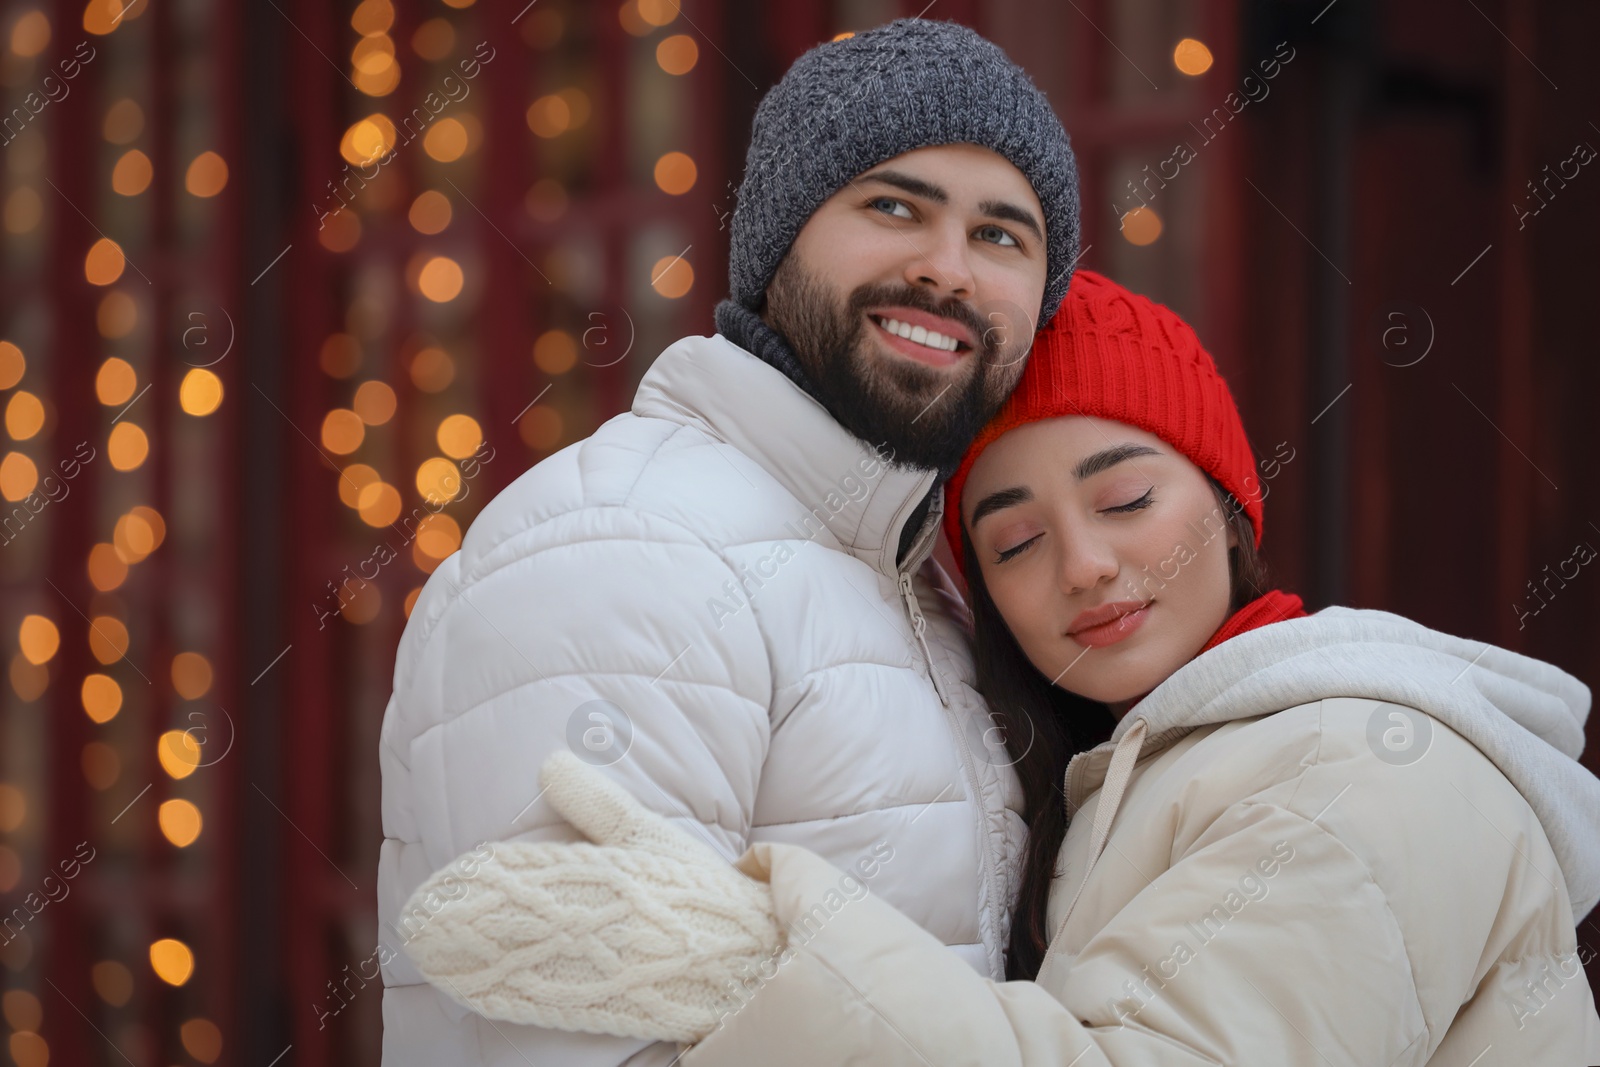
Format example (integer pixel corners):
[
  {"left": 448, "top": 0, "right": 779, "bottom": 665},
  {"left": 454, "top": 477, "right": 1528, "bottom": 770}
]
[{"left": 380, "top": 507, "right": 774, "bottom": 1066}]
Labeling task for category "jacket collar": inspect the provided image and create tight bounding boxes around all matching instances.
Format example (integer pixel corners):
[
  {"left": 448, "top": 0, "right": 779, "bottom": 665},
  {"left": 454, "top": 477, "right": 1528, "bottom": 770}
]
[{"left": 631, "top": 333, "right": 942, "bottom": 578}]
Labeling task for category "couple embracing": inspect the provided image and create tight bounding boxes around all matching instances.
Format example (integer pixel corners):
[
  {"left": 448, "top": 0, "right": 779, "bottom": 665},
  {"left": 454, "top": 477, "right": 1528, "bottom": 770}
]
[{"left": 379, "top": 19, "right": 1600, "bottom": 1066}]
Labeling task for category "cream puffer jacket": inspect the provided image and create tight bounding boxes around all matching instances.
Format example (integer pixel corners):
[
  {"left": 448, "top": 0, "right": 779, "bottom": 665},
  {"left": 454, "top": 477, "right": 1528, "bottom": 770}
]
[
  {"left": 377, "top": 333, "right": 1026, "bottom": 1065},
  {"left": 682, "top": 608, "right": 1600, "bottom": 1065}
]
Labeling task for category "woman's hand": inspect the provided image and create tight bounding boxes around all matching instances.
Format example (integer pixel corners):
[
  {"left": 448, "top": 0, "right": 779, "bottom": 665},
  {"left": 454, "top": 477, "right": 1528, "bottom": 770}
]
[{"left": 400, "top": 751, "right": 783, "bottom": 1044}]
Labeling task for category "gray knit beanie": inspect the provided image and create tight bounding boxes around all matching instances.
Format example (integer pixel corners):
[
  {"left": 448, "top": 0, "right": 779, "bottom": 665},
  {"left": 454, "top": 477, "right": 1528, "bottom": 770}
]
[{"left": 726, "top": 18, "right": 1080, "bottom": 328}]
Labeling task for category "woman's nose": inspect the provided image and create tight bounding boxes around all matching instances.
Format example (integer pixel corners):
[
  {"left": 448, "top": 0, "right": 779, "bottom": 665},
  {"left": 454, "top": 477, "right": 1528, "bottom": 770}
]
[{"left": 1055, "top": 528, "right": 1119, "bottom": 596}]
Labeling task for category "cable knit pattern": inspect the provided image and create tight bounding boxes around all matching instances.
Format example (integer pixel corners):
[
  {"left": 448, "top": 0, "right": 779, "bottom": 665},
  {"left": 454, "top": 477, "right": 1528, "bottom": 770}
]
[{"left": 401, "top": 752, "right": 781, "bottom": 1044}]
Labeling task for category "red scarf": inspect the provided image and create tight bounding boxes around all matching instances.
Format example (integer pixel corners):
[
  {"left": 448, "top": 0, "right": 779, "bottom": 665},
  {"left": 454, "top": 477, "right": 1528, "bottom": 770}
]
[
  {"left": 1198, "top": 589, "right": 1308, "bottom": 655},
  {"left": 1121, "top": 590, "right": 1307, "bottom": 716}
]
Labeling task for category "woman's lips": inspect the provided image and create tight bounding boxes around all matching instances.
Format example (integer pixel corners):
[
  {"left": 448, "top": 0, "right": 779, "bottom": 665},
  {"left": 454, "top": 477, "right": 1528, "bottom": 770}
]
[{"left": 1068, "top": 602, "right": 1152, "bottom": 649}]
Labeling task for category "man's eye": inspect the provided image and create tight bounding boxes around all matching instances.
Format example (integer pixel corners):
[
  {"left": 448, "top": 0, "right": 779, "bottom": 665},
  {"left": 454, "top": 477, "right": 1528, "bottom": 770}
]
[
  {"left": 872, "top": 197, "right": 914, "bottom": 219},
  {"left": 977, "top": 224, "right": 1018, "bottom": 247}
]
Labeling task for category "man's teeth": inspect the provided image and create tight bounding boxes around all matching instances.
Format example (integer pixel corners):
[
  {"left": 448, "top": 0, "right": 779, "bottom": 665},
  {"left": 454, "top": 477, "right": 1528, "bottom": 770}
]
[{"left": 875, "top": 316, "right": 961, "bottom": 352}]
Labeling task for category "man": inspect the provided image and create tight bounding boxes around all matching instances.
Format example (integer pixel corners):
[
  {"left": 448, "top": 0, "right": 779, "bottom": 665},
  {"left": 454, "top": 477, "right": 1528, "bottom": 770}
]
[{"left": 378, "top": 17, "right": 1079, "bottom": 1065}]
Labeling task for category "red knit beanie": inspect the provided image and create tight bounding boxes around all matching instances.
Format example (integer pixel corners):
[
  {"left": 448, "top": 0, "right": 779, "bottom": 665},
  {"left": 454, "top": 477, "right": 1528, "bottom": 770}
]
[{"left": 942, "top": 270, "right": 1264, "bottom": 582}]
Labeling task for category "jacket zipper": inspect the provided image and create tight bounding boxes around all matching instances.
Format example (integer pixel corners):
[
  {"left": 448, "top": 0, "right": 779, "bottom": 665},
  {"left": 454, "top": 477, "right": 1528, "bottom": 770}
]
[
  {"left": 900, "top": 564, "right": 1012, "bottom": 978},
  {"left": 897, "top": 571, "right": 951, "bottom": 708}
]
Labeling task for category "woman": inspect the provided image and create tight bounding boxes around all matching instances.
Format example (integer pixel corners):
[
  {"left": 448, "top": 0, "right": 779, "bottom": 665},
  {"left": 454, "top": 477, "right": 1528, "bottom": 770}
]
[{"left": 403, "top": 272, "right": 1600, "bottom": 1064}]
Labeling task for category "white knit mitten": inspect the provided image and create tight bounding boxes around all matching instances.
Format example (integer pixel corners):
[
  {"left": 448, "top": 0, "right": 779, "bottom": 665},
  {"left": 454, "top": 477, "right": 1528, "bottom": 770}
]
[{"left": 400, "top": 751, "right": 783, "bottom": 1043}]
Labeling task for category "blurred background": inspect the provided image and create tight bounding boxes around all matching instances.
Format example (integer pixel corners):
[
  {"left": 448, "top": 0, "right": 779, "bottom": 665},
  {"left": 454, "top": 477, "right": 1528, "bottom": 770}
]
[{"left": 1, "top": 0, "right": 1597, "bottom": 1063}]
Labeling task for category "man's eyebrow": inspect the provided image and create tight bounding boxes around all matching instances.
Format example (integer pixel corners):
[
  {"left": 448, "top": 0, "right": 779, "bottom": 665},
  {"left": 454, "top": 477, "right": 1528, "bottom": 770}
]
[
  {"left": 858, "top": 169, "right": 947, "bottom": 203},
  {"left": 969, "top": 443, "right": 1163, "bottom": 529},
  {"left": 979, "top": 198, "right": 1043, "bottom": 243},
  {"left": 859, "top": 170, "right": 1044, "bottom": 243}
]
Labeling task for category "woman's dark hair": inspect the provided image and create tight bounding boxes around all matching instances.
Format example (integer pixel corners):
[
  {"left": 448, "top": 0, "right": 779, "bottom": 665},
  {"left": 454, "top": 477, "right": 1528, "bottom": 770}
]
[{"left": 960, "top": 477, "right": 1268, "bottom": 980}]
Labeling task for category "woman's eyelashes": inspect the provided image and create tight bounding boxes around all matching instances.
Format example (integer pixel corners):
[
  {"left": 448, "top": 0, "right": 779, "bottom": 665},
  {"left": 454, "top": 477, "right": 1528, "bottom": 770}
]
[
  {"left": 990, "top": 488, "right": 1157, "bottom": 564},
  {"left": 1105, "top": 487, "right": 1155, "bottom": 513}
]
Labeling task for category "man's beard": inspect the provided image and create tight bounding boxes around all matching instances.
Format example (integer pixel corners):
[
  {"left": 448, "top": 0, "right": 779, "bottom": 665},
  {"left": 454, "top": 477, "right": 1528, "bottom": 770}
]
[{"left": 763, "top": 254, "right": 1026, "bottom": 474}]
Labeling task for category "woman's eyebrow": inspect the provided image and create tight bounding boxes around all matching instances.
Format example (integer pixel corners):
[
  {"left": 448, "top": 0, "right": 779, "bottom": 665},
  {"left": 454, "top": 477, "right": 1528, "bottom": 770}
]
[
  {"left": 969, "top": 443, "right": 1163, "bottom": 529},
  {"left": 970, "top": 485, "right": 1033, "bottom": 529},
  {"left": 1074, "top": 443, "right": 1162, "bottom": 481}
]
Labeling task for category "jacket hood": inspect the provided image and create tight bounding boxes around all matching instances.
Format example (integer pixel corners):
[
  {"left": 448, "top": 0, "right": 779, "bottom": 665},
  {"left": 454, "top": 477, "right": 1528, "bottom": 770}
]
[
  {"left": 1113, "top": 606, "right": 1600, "bottom": 923},
  {"left": 631, "top": 333, "right": 945, "bottom": 577}
]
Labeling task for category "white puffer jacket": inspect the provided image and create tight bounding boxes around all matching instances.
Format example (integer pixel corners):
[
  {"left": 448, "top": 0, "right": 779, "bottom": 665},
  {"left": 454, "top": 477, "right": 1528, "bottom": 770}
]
[{"left": 377, "top": 332, "right": 1026, "bottom": 1065}]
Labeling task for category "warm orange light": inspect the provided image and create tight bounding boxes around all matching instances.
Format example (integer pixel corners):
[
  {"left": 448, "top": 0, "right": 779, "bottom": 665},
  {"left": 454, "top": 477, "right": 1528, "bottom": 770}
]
[
  {"left": 179, "top": 1017, "right": 223, "bottom": 1064},
  {"left": 637, "top": 0, "right": 679, "bottom": 28},
  {"left": 656, "top": 34, "right": 698, "bottom": 75},
  {"left": 320, "top": 334, "right": 362, "bottom": 378},
  {"left": 87, "top": 543, "right": 128, "bottom": 592},
  {"left": 156, "top": 729, "right": 201, "bottom": 780},
  {"left": 0, "top": 452, "right": 37, "bottom": 501},
  {"left": 111, "top": 149, "right": 153, "bottom": 196},
  {"left": 436, "top": 414, "right": 482, "bottom": 459},
  {"left": 0, "top": 341, "right": 21, "bottom": 388},
  {"left": 18, "top": 615, "right": 59, "bottom": 665},
  {"left": 414, "top": 457, "right": 461, "bottom": 504},
  {"left": 423, "top": 117, "right": 469, "bottom": 162},
  {"left": 179, "top": 368, "right": 224, "bottom": 416},
  {"left": 409, "top": 346, "right": 455, "bottom": 392},
  {"left": 518, "top": 405, "right": 563, "bottom": 451},
  {"left": 525, "top": 94, "right": 571, "bottom": 138},
  {"left": 84, "top": 237, "right": 126, "bottom": 286},
  {"left": 1120, "top": 205, "right": 1163, "bottom": 246},
  {"left": 149, "top": 938, "right": 194, "bottom": 985},
  {"left": 10, "top": 11, "right": 50, "bottom": 57},
  {"left": 107, "top": 422, "right": 149, "bottom": 471},
  {"left": 340, "top": 114, "right": 397, "bottom": 166},
  {"left": 91, "top": 961, "right": 133, "bottom": 1006},
  {"left": 412, "top": 17, "right": 454, "bottom": 60},
  {"left": 113, "top": 509, "right": 159, "bottom": 562},
  {"left": 415, "top": 513, "right": 462, "bottom": 559},
  {"left": 1173, "top": 38, "right": 1214, "bottom": 76},
  {"left": 88, "top": 615, "right": 130, "bottom": 665},
  {"left": 654, "top": 152, "right": 697, "bottom": 195},
  {"left": 5, "top": 391, "right": 44, "bottom": 439},
  {"left": 81, "top": 673, "right": 123, "bottom": 723},
  {"left": 533, "top": 330, "right": 577, "bottom": 375},
  {"left": 97, "top": 290, "right": 138, "bottom": 338},
  {"left": 418, "top": 256, "right": 464, "bottom": 302},
  {"left": 185, "top": 151, "right": 228, "bottom": 197},
  {"left": 409, "top": 190, "right": 452, "bottom": 234},
  {"left": 357, "top": 481, "right": 402, "bottom": 527},
  {"left": 650, "top": 254, "right": 693, "bottom": 299},
  {"left": 103, "top": 98, "right": 143, "bottom": 143},
  {"left": 351, "top": 0, "right": 394, "bottom": 35},
  {"left": 159, "top": 799, "right": 203, "bottom": 848},
  {"left": 171, "top": 651, "right": 212, "bottom": 700},
  {"left": 353, "top": 380, "right": 397, "bottom": 425},
  {"left": 321, "top": 408, "right": 365, "bottom": 454},
  {"left": 96, "top": 357, "right": 137, "bottom": 405}
]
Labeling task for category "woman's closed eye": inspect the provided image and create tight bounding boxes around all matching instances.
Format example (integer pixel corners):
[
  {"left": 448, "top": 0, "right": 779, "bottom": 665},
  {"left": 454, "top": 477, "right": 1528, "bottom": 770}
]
[{"left": 990, "top": 489, "right": 1157, "bottom": 564}]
